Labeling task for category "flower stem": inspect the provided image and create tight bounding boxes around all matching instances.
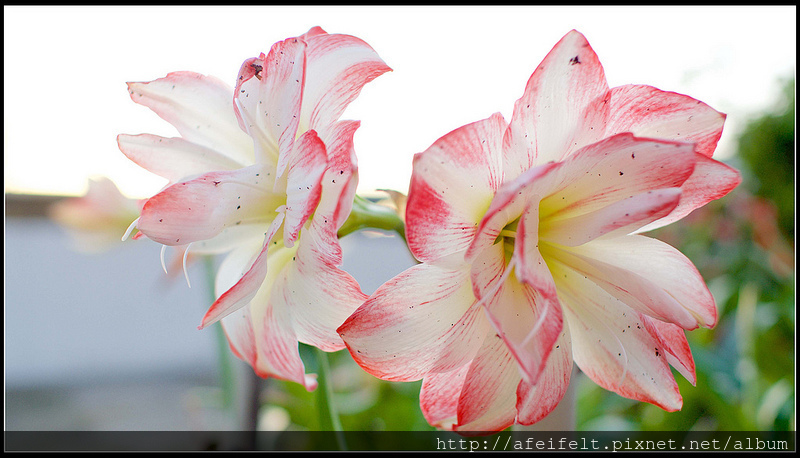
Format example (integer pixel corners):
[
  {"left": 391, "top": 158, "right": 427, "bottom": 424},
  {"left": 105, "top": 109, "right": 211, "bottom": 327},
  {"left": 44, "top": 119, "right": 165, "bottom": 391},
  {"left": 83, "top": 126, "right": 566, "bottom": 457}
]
[
  {"left": 337, "top": 194, "right": 405, "bottom": 240},
  {"left": 315, "top": 347, "right": 347, "bottom": 450},
  {"left": 203, "top": 256, "right": 236, "bottom": 412}
]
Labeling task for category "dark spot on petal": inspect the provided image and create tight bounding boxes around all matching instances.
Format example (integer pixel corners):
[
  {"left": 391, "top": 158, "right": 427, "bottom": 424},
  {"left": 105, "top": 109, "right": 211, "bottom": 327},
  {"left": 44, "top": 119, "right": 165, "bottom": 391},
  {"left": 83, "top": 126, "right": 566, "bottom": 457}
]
[{"left": 252, "top": 63, "right": 263, "bottom": 80}]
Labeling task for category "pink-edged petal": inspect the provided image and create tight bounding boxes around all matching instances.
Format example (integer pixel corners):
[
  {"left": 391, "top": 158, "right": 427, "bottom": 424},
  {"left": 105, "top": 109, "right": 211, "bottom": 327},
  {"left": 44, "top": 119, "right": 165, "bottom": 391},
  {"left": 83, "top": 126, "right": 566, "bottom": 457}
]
[
  {"left": 338, "top": 263, "right": 491, "bottom": 382},
  {"left": 234, "top": 38, "right": 306, "bottom": 172},
  {"left": 300, "top": 30, "right": 392, "bottom": 134},
  {"left": 200, "top": 213, "right": 286, "bottom": 328},
  {"left": 481, "top": 268, "right": 563, "bottom": 386},
  {"left": 642, "top": 316, "right": 696, "bottom": 385},
  {"left": 300, "top": 25, "right": 328, "bottom": 40},
  {"left": 137, "top": 164, "right": 282, "bottom": 246},
  {"left": 454, "top": 334, "right": 519, "bottom": 432},
  {"left": 543, "top": 243, "right": 699, "bottom": 330},
  {"left": 279, "top": 221, "right": 368, "bottom": 352},
  {"left": 317, "top": 120, "right": 361, "bottom": 230},
  {"left": 406, "top": 113, "right": 506, "bottom": 262},
  {"left": 540, "top": 187, "right": 682, "bottom": 246},
  {"left": 188, "top": 224, "right": 268, "bottom": 255},
  {"left": 637, "top": 154, "right": 741, "bottom": 233},
  {"left": 469, "top": 240, "right": 507, "bottom": 299},
  {"left": 420, "top": 365, "right": 469, "bottom": 431},
  {"left": 515, "top": 327, "right": 573, "bottom": 425},
  {"left": 221, "top": 274, "right": 317, "bottom": 391},
  {"left": 538, "top": 133, "right": 696, "bottom": 221},
  {"left": 604, "top": 84, "right": 726, "bottom": 158},
  {"left": 117, "top": 134, "right": 244, "bottom": 183},
  {"left": 556, "top": 234, "right": 716, "bottom": 328},
  {"left": 126, "top": 71, "right": 253, "bottom": 164},
  {"left": 551, "top": 258, "right": 683, "bottom": 411},
  {"left": 514, "top": 201, "right": 558, "bottom": 292},
  {"left": 504, "top": 29, "right": 609, "bottom": 178},
  {"left": 281, "top": 130, "right": 327, "bottom": 247}
]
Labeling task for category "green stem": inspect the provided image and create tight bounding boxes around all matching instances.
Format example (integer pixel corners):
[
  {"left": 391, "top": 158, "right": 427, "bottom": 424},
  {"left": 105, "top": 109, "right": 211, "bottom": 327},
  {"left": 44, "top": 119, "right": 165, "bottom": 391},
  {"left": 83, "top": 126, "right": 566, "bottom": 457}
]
[
  {"left": 203, "top": 256, "right": 236, "bottom": 413},
  {"left": 315, "top": 347, "right": 347, "bottom": 450},
  {"left": 337, "top": 194, "right": 405, "bottom": 240}
]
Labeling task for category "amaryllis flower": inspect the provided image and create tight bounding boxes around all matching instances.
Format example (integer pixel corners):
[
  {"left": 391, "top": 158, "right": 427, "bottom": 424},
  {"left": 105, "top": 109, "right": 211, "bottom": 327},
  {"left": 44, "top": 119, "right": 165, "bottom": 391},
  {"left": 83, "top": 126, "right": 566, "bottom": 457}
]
[
  {"left": 118, "top": 27, "right": 390, "bottom": 390},
  {"left": 338, "top": 30, "right": 741, "bottom": 431}
]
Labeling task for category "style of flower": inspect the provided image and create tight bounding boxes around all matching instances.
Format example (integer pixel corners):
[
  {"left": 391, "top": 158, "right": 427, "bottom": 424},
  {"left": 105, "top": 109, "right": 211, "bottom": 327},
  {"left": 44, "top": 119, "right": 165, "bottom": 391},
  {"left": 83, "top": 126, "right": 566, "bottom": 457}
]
[
  {"left": 338, "top": 30, "right": 741, "bottom": 431},
  {"left": 118, "top": 27, "right": 390, "bottom": 390}
]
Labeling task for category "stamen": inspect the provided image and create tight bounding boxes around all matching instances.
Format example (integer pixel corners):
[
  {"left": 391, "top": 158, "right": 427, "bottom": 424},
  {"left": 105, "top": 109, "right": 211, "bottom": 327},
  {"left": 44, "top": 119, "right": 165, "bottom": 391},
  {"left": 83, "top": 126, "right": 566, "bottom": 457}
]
[
  {"left": 160, "top": 245, "right": 168, "bottom": 275},
  {"left": 182, "top": 243, "right": 193, "bottom": 288},
  {"left": 499, "top": 229, "right": 517, "bottom": 238},
  {"left": 121, "top": 217, "right": 140, "bottom": 241}
]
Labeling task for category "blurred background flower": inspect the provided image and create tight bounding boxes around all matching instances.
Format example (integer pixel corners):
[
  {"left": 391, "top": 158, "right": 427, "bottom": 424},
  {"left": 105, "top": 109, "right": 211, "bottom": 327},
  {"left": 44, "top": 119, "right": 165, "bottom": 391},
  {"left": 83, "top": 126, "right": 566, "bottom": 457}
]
[{"left": 48, "top": 177, "right": 142, "bottom": 253}]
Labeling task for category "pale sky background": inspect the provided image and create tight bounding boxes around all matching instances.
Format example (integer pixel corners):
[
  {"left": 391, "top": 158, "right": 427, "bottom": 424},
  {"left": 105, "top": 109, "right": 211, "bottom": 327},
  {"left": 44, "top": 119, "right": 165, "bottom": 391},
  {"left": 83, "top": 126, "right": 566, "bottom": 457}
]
[{"left": 4, "top": 5, "right": 796, "bottom": 199}]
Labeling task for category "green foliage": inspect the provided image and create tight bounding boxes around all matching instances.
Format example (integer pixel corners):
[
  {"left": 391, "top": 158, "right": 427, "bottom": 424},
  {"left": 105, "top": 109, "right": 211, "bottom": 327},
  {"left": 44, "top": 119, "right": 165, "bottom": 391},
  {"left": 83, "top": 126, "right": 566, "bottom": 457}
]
[{"left": 736, "top": 77, "right": 795, "bottom": 239}]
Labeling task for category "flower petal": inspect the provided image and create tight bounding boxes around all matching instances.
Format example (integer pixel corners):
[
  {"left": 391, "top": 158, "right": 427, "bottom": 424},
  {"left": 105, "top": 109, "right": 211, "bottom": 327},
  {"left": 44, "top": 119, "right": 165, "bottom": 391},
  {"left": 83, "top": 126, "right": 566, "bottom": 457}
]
[
  {"left": 187, "top": 224, "right": 270, "bottom": 255},
  {"left": 234, "top": 38, "right": 306, "bottom": 172},
  {"left": 406, "top": 113, "right": 506, "bottom": 262},
  {"left": 221, "top": 270, "right": 317, "bottom": 390},
  {"left": 547, "top": 234, "right": 716, "bottom": 328},
  {"left": 514, "top": 200, "right": 558, "bottom": 293},
  {"left": 540, "top": 187, "right": 682, "bottom": 246},
  {"left": 339, "top": 263, "right": 490, "bottom": 382},
  {"left": 301, "top": 30, "right": 392, "bottom": 135},
  {"left": 641, "top": 316, "right": 697, "bottom": 385},
  {"left": 637, "top": 154, "right": 741, "bottom": 232},
  {"left": 117, "top": 134, "right": 244, "bottom": 183},
  {"left": 551, "top": 258, "right": 683, "bottom": 411},
  {"left": 420, "top": 365, "right": 469, "bottom": 431},
  {"left": 279, "top": 221, "right": 368, "bottom": 352},
  {"left": 317, "top": 120, "right": 362, "bottom": 230},
  {"left": 282, "top": 130, "right": 327, "bottom": 247},
  {"left": 604, "top": 84, "right": 727, "bottom": 158},
  {"left": 482, "top": 268, "right": 563, "bottom": 386},
  {"left": 469, "top": 239, "right": 507, "bottom": 299},
  {"left": 200, "top": 213, "right": 286, "bottom": 328},
  {"left": 137, "top": 164, "right": 282, "bottom": 246},
  {"left": 515, "top": 327, "right": 573, "bottom": 425},
  {"left": 454, "top": 334, "right": 519, "bottom": 432},
  {"left": 504, "top": 29, "right": 609, "bottom": 177},
  {"left": 538, "top": 133, "right": 696, "bottom": 222},
  {"left": 126, "top": 71, "right": 253, "bottom": 164}
]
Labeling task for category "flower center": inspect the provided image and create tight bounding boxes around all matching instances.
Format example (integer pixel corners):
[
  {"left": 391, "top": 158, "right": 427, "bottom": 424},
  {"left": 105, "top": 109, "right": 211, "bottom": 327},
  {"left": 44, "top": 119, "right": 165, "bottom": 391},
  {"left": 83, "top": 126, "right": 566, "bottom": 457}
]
[{"left": 497, "top": 218, "right": 520, "bottom": 264}]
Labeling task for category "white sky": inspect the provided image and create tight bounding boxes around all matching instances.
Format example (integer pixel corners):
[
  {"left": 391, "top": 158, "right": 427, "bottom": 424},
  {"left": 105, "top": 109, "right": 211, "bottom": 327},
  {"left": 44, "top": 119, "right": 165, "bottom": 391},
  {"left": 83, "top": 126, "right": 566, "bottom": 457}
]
[{"left": 4, "top": 5, "right": 796, "bottom": 199}]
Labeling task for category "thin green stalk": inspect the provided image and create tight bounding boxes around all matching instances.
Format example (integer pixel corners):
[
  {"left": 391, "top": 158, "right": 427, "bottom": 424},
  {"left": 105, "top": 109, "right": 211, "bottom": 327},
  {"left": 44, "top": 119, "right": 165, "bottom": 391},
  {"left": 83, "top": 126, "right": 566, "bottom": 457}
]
[
  {"left": 203, "top": 255, "right": 236, "bottom": 412},
  {"left": 315, "top": 347, "right": 347, "bottom": 450}
]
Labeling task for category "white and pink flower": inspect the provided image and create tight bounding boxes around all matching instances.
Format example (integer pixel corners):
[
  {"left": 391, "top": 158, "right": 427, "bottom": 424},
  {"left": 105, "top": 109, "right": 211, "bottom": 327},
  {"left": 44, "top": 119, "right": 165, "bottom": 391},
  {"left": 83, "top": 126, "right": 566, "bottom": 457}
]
[
  {"left": 338, "top": 30, "right": 741, "bottom": 431},
  {"left": 49, "top": 177, "right": 143, "bottom": 253},
  {"left": 118, "top": 27, "right": 390, "bottom": 390}
]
